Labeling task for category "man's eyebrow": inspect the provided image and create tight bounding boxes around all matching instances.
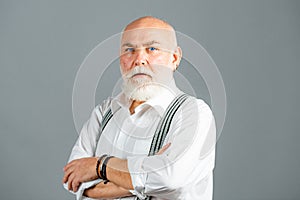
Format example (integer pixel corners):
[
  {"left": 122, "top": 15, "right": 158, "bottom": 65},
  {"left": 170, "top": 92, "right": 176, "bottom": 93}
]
[
  {"left": 142, "top": 40, "right": 161, "bottom": 46},
  {"left": 122, "top": 43, "right": 134, "bottom": 47},
  {"left": 121, "top": 40, "right": 161, "bottom": 48}
]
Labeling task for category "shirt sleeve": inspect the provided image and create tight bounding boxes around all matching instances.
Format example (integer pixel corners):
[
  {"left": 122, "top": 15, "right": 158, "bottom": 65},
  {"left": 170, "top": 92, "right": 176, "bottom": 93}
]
[
  {"left": 127, "top": 98, "right": 216, "bottom": 199},
  {"left": 63, "top": 98, "right": 112, "bottom": 199},
  {"left": 63, "top": 179, "right": 103, "bottom": 200}
]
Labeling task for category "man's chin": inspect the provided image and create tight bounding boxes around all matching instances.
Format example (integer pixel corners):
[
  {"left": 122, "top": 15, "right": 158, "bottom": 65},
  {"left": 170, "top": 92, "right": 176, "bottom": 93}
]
[
  {"left": 122, "top": 84, "right": 162, "bottom": 101},
  {"left": 129, "top": 77, "right": 152, "bottom": 85}
]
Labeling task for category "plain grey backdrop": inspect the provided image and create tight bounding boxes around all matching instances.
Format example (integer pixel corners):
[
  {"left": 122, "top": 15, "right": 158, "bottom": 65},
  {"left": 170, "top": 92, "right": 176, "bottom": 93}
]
[{"left": 1, "top": 0, "right": 299, "bottom": 199}]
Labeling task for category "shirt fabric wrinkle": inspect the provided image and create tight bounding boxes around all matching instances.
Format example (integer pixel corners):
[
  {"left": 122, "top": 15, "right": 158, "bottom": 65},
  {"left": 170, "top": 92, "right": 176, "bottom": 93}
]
[{"left": 64, "top": 78, "right": 216, "bottom": 200}]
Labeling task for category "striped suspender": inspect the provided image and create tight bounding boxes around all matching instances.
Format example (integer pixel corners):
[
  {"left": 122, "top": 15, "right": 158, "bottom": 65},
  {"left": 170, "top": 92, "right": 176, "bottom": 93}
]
[
  {"left": 141, "top": 93, "right": 189, "bottom": 200},
  {"left": 101, "top": 108, "right": 113, "bottom": 132},
  {"left": 148, "top": 93, "right": 189, "bottom": 156},
  {"left": 100, "top": 93, "right": 189, "bottom": 200}
]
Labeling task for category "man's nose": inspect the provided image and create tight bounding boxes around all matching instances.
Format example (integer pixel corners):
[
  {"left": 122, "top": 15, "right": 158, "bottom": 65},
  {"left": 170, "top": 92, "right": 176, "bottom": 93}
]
[{"left": 134, "top": 49, "right": 147, "bottom": 66}]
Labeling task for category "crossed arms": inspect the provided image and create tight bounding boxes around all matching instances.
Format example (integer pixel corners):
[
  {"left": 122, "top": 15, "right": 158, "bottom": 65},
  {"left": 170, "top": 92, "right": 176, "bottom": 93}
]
[
  {"left": 62, "top": 99, "right": 216, "bottom": 199},
  {"left": 62, "top": 144, "right": 170, "bottom": 199}
]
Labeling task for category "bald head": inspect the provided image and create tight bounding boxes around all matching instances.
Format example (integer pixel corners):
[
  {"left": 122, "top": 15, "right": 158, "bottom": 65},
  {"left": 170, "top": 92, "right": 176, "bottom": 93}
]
[
  {"left": 124, "top": 16, "right": 175, "bottom": 31},
  {"left": 121, "top": 16, "right": 178, "bottom": 50}
]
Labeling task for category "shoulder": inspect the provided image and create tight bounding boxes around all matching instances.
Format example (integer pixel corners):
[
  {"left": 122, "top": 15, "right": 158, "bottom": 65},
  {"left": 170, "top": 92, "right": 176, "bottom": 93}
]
[
  {"left": 178, "top": 95, "right": 214, "bottom": 123},
  {"left": 185, "top": 96, "right": 213, "bottom": 114}
]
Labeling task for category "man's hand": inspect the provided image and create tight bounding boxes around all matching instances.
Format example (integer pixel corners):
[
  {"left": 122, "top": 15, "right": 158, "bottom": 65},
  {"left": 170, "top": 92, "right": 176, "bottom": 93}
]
[
  {"left": 82, "top": 144, "right": 171, "bottom": 198},
  {"left": 62, "top": 143, "right": 171, "bottom": 193},
  {"left": 84, "top": 181, "right": 132, "bottom": 199},
  {"left": 62, "top": 157, "right": 98, "bottom": 192}
]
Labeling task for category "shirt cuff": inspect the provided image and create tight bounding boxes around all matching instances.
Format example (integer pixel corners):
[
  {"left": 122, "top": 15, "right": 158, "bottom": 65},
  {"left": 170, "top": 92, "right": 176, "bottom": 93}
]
[
  {"left": 127, "top": 156, "right": 148, "bottom": 199},
  {"left": 63, "top": 179, "right": 103, "bottom": 200}
]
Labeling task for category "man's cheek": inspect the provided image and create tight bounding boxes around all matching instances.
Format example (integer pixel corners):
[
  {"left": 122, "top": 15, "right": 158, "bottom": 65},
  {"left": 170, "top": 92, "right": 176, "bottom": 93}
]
[
  {"left": 151, "top": 56, "right": 170, "bottom": 66},
  {"left": 120, "top": 63, "right": 130, "bottom": 74}
]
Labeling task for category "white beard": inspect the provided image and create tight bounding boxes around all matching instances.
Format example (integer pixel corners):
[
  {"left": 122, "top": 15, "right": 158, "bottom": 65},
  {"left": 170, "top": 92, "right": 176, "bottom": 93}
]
[{"left": 122, "top": 67, "right": 166, "bottom": 101}]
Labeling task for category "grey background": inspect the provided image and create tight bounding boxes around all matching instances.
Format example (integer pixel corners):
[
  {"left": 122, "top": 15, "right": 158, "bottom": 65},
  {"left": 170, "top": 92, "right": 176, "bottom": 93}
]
[{"left": 0, "top": 0, "right": 299, "bottom": 199}]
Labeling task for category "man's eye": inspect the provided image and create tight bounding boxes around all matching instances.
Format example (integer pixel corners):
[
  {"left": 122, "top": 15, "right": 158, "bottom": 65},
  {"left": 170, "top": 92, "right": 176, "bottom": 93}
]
[
  {"left": 125, "top": 48, "right": 134, "bottom": 52},
  {"left": 148, "top": 47, "right": 157, "bottom": 51}
]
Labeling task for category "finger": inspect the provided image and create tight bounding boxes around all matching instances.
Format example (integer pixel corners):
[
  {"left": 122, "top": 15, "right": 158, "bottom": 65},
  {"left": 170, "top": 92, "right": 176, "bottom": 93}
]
[
  {"left": 68, "top": 173, "right": 75, "bottom": 191},
  {"left": 63, "top": 160, "right": 76, "bottom": 172},
  {"left": 62, "top": 172, "right": 69, "bottom": 184},
  {"left": 62, "top": 169, "right": 70, "bottom": 183},
  {"left": 156, "top": 142, "right": 171, "bottom": 155},
  {"left": 72, "top": 178, "right": 80, "bottom": 192},
  {"left": 62, "top": 166, "right": 74, "bottom": 183}
]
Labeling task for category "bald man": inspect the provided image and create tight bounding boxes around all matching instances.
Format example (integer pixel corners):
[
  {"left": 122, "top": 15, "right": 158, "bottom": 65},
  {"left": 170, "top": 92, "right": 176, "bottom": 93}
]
[{"left": 62, "top": 16, "right": 216, "bottom": 200}]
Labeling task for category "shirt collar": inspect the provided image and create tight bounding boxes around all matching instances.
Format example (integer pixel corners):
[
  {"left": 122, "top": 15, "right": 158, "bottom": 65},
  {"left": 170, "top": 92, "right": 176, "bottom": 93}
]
[{"left": 111, "top": 79, "right": 182, "bottom": 117}]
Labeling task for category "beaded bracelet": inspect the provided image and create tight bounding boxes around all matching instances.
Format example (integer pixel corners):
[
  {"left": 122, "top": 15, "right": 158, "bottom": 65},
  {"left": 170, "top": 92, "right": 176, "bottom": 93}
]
[{"left": 96, "top": 154, "right": 107, "bottom": 179}]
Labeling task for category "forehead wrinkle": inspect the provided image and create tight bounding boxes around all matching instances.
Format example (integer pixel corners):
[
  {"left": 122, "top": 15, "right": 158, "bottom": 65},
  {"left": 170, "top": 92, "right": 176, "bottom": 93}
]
[
  {"left": 121, "top": 40, "right": 161, "bottom": 48},
  {"left": 142, "top": 40, "right": 160, "bottom": 46}
]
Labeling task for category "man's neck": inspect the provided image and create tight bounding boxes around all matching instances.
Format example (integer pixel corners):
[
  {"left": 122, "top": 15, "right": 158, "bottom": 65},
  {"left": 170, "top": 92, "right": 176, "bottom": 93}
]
[{"left": 129, "top": 100, "right": 145, "bottom": 115}]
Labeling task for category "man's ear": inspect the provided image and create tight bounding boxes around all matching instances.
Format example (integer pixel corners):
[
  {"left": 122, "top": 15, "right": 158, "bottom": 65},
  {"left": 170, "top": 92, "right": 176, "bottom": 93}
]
[{"left": 172, "top": 46, "right": 182, "bottom": 71}]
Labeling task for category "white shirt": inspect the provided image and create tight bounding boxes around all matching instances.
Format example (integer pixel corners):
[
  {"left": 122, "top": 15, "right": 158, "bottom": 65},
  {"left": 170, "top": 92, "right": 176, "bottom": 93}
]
[{"left": 64, "top": 80, "right": 216, "bottom": 200}]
